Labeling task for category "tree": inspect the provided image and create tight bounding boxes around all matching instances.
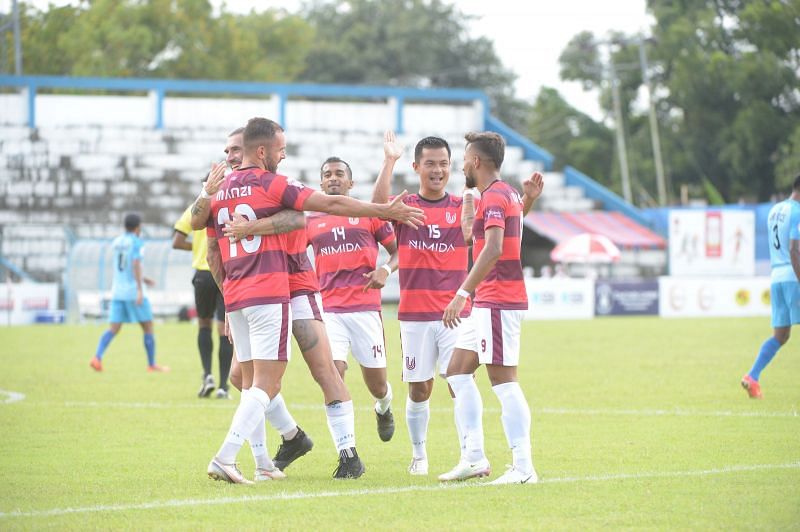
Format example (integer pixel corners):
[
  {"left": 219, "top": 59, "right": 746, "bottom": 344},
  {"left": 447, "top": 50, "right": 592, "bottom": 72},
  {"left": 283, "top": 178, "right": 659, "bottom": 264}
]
[{"left": 297, "top": 0, "right": 526, "bottom": 128}]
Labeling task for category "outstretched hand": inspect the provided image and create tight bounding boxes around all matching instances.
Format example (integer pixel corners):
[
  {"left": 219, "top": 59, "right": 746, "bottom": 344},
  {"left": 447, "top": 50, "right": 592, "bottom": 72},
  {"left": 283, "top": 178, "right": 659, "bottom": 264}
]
[
  {"left": 384, "top": 130, "right": 404, "bottom": 161},
  {"left": 203, "top": 162, "right": 227, "bottom": 196},
  {"left": 386, "top": 190, "right": 425, "bottom": 228},
  {"left": 522, "top": 171, "right": 544, "bottom": 202}
]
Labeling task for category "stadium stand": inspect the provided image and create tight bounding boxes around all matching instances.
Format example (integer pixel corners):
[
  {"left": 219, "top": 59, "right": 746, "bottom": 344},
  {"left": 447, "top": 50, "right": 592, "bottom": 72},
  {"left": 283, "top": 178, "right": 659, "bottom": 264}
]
[{"left": 0, "top": 75, "right": 665, "bottom": 320}]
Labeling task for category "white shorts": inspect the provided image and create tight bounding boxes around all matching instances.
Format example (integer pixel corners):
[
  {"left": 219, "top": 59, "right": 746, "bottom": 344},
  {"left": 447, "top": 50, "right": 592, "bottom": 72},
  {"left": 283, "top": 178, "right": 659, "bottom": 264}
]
[
  {"left": 326, "top": 311, "right": 387, "bottom": 369},
  {"left": 290, "top": 292, "right": 324, "bottom": 322},
  {"left": 455, "top": 307, "right": 524, "bottom": 367},
  {"left": 399, "top": 320, "right": 459, "bottom": 382},
  {"left": 228, "top": 303, "right": 291, "bottom": 362}
]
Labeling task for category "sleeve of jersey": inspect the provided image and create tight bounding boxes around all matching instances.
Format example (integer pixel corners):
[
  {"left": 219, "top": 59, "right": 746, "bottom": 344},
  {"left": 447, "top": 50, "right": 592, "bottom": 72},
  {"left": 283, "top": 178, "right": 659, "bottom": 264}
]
[
  {"left": 373, "top": 219, "right": 396, "bottom": 245},
  {"left": 278, "top": 175, "right": 315, "bottom": 210},
  {"left": 174, "top": 207, "right": 192, "bottom": 235},
  {"left": 132, "top": 239, "right": 144, "bottom": 261},
  {"left": 482, "top": 193, "right": 507, "bottom": 230},
  {"left": 791, "top": 206, "right": 800, "bottom": 240}
]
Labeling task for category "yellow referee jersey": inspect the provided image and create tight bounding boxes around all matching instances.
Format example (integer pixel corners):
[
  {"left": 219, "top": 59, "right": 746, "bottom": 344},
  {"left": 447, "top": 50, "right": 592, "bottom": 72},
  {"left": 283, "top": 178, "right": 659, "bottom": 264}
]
[{"left": 174, "top": 206, "right": 210, "bottom": 271}]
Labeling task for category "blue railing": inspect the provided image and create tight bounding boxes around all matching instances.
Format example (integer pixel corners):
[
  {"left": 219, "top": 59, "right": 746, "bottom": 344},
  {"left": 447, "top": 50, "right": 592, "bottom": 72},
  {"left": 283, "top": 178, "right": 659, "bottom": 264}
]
[
  {"left": 0, "top": 256, "right": 36, "bottom": 282},
  {"left": 485, "top": 115, "right": 554, "bottom": 171},
  {"left": 564, "top": 166, "right": 649, "bottom": 227}
]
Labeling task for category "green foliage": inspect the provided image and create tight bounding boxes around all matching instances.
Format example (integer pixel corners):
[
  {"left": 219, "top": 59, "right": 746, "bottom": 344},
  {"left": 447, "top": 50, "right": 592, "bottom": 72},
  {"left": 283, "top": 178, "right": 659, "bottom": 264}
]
[
  {"left": 0, "top": 318, "right": 798, "bottom": 528},
  {"left": 13, "top": 0, "right": 314, "bottom": 81},
  {"left": 775, "top": 124, "right": 800, "bottom": 192}
]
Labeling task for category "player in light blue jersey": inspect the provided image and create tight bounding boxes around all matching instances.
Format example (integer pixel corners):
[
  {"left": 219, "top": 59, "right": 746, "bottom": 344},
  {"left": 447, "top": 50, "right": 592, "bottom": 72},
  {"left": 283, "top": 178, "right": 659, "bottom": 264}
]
[
  {"left": 741, "top": 175, "right": 800, "bottom": 398},
  {"left": 90, "top": 214, "right": 169, "bottom": 373}
]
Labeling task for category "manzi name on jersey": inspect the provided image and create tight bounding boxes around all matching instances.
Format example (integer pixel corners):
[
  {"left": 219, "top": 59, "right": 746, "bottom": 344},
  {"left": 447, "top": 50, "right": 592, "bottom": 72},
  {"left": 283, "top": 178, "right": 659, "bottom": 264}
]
[
  {"left": 216, "top": 186, "right": 253, "bottom": 201},
  {"left": 318, "top": 242, "right": 363, "bottom": 255}
]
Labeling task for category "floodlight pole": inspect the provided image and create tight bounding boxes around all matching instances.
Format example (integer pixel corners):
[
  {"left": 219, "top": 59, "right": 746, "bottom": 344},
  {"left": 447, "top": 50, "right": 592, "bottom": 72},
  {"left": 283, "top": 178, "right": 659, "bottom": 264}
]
[
  {"left": 638, "top": 38, "right": 666, "bottom": 205},
  {"left": 608, "top": 58, "right": 632, "bottom": 205},
  {"left": 13, "top": 0, "right": 22, "bottom": 75}
]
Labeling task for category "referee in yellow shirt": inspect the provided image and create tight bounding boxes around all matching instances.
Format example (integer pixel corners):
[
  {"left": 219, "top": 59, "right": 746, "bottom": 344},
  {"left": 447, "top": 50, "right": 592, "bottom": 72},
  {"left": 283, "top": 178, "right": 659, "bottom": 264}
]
[{"left": 173, "top": 206, "right": 233, "bottom": 399}]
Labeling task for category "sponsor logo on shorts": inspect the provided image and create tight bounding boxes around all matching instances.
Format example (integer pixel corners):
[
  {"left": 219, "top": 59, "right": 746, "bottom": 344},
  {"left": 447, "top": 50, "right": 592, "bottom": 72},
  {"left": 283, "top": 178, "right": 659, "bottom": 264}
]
[{"left": 405, "top": 356, "right": 416, "bottom": 370}]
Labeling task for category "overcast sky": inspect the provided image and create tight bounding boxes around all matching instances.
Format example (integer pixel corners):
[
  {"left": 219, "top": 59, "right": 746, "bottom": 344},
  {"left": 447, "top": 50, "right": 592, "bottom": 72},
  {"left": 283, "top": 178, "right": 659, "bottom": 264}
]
[{"left": 9, "top": 0, "right": 652, "bottom": 120}]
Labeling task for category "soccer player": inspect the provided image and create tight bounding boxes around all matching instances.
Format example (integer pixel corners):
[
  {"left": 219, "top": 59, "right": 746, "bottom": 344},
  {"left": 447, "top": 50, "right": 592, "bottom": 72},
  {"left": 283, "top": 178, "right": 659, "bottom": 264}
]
[
  {"left": 192, "top": 117, "right": 423, "bottom": 484},
  {"left": 440, "top": 131, "right": 543, "bottom": 485},
  {"left": 227, "top": 157, "right": 399, "bottom": 444},
  {"left": 173, "top": 192, "right": 235, "bottom": 399},
  {"left": 372, "top": 132, "right": 471, "bottom": 475},
  {"left": 89, "top": 213, "right": 168, "bottom": 373},
  {"left": 741, "top": 174, "right": 800, "bottom": 399}
]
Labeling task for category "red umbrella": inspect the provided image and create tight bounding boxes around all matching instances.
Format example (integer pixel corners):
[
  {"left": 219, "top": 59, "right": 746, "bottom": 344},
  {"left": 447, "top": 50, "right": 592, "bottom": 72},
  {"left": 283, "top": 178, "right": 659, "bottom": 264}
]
[{"left": 550, "top": 233, "right": 621, "bottom": 264}]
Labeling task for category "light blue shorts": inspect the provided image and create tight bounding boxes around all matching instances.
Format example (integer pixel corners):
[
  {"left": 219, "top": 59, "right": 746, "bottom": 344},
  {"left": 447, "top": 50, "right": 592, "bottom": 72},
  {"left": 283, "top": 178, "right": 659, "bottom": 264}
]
[
  {"left": 771, "top": 282, "right": 800, "bottom": 328},
  {"left": 109, "top": 299, "right": 153, "bottom": 323}
]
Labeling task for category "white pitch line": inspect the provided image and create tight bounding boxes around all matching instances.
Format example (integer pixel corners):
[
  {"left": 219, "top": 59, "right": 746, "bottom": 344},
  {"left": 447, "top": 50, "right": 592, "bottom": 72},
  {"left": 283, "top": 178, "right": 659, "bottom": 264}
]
[
  {"left": 0, "top": 389, "right": 25, "bottom": 404},
  {"left": 1, "top": 461, "right": 798, "bottom": 520},
  {"left": 57, "top": 401, "right": 800, "bottom": 419}
]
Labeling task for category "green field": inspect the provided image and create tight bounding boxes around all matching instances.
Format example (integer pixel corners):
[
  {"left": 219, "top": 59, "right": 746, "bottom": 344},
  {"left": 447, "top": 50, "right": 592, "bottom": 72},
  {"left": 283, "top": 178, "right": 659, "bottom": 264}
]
[{"left": 0, "top": 316, "right": 798, "bottom": 530}]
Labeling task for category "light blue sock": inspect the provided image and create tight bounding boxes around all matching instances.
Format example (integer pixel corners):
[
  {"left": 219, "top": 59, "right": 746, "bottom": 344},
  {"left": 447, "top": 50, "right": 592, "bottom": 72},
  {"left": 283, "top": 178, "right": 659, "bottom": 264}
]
[
  {"left": 95, "top": 330, "right": 115, "bottom": 360},
  {"left": 144, "top": 333, "right": 156, "bottom": 367},
  {"left": 748, "top": 337, "right": 781, "bottom": 381}
]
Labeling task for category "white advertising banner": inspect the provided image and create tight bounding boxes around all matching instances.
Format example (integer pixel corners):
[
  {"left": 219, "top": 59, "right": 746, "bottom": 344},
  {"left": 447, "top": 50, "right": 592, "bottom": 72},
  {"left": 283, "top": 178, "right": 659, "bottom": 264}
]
[
  {"left": 0, "top": 283, "right": 60, "bottom": 325},
  {"left": 524, "top": 278, "right": 595, "bottom": 320},
  {"left": 658, "top": 277, "right": 771, "bottom": 318},
  {"left": 668, "top": 210, "right": 755, "bottom": 277}
]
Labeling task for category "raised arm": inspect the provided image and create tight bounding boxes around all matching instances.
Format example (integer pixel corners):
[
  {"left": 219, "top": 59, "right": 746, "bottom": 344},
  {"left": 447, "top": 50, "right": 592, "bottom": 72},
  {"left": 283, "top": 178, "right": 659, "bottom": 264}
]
[
  {"left": 303, "top": 190, "right": 425, "bottom": 228},
  {"left": 521, "top": 171, "right": 544, "bottom": 216},
  {"left": 372, "top": 130, "right": 404, "bottom": 204},
  {"left": 189, "top": 162, "right": 226, "bottom": 230},
  {"left": 461, "top": 189, "right": 478, "bottom": 243},
  {"left": 442, "top": 226, "right": 504, "bottom": 329},
  {"left": 223, "top": 210, "right": 306, "bottom": 242}
]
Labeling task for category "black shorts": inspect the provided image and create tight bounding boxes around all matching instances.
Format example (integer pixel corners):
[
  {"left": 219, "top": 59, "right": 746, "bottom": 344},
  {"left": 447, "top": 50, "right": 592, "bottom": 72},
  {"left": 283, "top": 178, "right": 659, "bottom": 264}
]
[{"left": 192, "top": 270, "right": 225, "bottom": 321}]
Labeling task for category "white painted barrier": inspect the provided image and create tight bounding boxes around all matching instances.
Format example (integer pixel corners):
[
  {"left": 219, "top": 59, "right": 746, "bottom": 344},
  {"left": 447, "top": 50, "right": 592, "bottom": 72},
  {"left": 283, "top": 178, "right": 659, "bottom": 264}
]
[
  {"left": 0, "top": 283, "right": 60, "bottom": 325},
  {"left": 524, "top": 278, "right": 595, "bottom": 320},
  {"left": 658, "top": 276, "right": 771, "bottom": 318}
]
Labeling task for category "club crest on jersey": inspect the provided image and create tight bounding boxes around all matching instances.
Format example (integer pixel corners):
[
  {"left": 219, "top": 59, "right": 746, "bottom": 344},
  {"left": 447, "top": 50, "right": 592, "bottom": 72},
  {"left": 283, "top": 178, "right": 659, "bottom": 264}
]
[
  {"left": 349, "top": 217, "right": 360, "bottom": 225},
  {"left": 405, "top": 356, "right": 416, "bottom": 371},
  {"left": 445, "top": 211, "right": 457, "bottom": 224}
]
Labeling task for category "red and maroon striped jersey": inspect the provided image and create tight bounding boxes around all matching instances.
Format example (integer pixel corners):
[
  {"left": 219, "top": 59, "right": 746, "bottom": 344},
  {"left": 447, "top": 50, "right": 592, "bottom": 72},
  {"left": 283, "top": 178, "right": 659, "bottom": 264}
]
[
  {"left": 207, "top": 167, "right": 313, "bottom": 311},
  {"left": 286, "top": 228, "right": 319, "bottom": 298},
  {"left": 306, "top": 213, "right": 395, "bottom": 313},
  {"left": 394, "top": 193, "right": 471, "bottom": 321},
  {"left": 471, "top": 180, "right": 527, "bottom": 310}
]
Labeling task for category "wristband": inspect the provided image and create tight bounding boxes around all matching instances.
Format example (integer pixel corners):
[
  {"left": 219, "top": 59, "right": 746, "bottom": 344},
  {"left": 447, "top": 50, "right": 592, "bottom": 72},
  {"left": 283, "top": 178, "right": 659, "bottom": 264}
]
[
  {"left": 456, "top": 288, "right": 470, "bottom": 299},
  {"left": 200, "top": 187, "right": 212, "bottom": 200},
  {"left": 381, "top": 264, "right": 392, "bottom": 276}
]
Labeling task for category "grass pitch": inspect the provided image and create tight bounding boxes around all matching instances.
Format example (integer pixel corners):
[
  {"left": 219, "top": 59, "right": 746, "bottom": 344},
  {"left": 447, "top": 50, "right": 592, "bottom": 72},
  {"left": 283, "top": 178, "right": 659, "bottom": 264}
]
[{"left": 0, "top": 316, "right": 798, "bottom": 530}]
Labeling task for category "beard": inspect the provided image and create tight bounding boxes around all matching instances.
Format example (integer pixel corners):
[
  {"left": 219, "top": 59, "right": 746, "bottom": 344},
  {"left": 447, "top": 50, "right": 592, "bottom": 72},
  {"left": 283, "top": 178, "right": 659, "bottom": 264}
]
[
  {"left": 265, "top": 157, "right": 279, "bottom": 173},
  {"left": 465, "top": 173, "right": 476, "bottom": 189}
]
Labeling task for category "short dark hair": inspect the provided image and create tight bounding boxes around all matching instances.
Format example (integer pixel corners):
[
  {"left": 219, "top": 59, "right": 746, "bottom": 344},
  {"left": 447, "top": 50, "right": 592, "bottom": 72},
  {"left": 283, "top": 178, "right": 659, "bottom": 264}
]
[
  {"left": 228, "top": 126, "right": 244, "bottom": 137},
  {"left": 464, "top": 131, "right": 505, "bottom": 169},
  {"left": 124, "top": 213, "right": 141, "bottom": 231},
  {"left": 243, "top": 118, "right": 284, "bottom": 152},
  {"left": 414, "top": 136, "right": 451, "bottom": 163},
  {"left": 320, "top": 157, "right": 352, "bottom": 180},
  {"left": 793, "top": 174, "right": 800, "bottom": 191}
]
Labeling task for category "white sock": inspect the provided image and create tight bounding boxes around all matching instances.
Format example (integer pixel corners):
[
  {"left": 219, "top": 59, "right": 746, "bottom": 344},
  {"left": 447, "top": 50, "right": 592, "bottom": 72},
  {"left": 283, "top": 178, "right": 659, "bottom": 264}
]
[
  {"left": 217, "top": 386, "right": 270, "bottom": 464},
  {"left": 405, "top": 397, "right": 429, "bottom": 460},
  {"left": 326, "top": 400, "right": 356, "bottom": 451},
  {"left": 375, "top": 381, "right": 393, "bottom": 415},
  {"left": 492, "top": 381, "right": 533, "bottom": 475},
  {"left": 453, "top": 398, "right": 466, "bottom": 461},
  {"left": 264, "top": 393, "right": 298, "bottom": 437},
  {"left": 447, "top": 374, "right": 485, "bottom": 463}
]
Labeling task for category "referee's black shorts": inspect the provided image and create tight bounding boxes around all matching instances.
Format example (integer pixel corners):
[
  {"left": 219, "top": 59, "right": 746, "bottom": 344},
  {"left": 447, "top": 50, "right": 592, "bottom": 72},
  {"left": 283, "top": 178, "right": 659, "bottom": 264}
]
[{"left": 192, "top": 270, "right": 225, "bottom": 322}]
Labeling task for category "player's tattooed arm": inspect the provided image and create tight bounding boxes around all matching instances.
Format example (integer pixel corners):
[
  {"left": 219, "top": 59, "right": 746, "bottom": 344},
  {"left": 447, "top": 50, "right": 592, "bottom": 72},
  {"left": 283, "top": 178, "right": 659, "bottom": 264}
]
[
  {"left": 206, "top": 237, "right": 226, "bottom": 292},
  {"left": 521, "top": 171, "right": 544, "bottom": 216},
  {"left": 190, "top": 162, "right": 226, "bottom": 230},
  {"left": 372, "top": 130, "right": 403, "bottom": 204},
  {"left": 223, "top": 210, "right": 305, "bottom": 242}
]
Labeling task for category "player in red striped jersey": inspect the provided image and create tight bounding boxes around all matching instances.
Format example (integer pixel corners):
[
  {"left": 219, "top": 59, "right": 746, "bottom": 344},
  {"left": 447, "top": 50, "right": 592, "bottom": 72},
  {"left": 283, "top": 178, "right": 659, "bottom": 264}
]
[
  {"left": 306, "top": 157, "right": 399, "bottom": 442},
  {"left": 373, "top": 132, "right": 471, "bottom": 476},
  {"left": 189, "top": 118, "right": 424, "bottom": 483},
  {"left": 440, "top": 131, "right": 544, "bottom": 485}
]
